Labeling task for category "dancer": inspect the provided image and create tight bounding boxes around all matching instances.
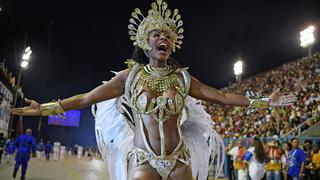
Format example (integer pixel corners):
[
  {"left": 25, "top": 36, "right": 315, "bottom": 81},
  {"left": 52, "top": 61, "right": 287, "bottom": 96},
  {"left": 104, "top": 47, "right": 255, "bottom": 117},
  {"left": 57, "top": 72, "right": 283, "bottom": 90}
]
[
  {"left": 45, "top": 141, "right": 52, "bottom": 161},
  {"left": 10, "top": 0, "right": 296, "bottom": 179},
  {"left": 53, "top": 141, "right": 61, "bottom": 161},
  {"left": 77, "top": 145, "right": 83, "bottom": 160},
  {"left": 36, "top": 138, "right": 45, "bottom": 160},
  {"left": 60, "top": 145, "right": 66, "bottom": 160},
  {"left": 6, "top": 138, "right": 16, "bottom": 163},
  {"left": 13, "top": 129, "right": 36, "bottom": 180}
]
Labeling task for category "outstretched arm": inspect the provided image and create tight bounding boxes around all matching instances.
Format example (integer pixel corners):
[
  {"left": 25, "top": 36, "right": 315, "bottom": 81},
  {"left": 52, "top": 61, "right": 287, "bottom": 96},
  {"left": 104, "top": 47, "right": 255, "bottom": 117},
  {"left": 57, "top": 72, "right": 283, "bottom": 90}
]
[
  {"left": 60, "top": 69, "right": 129, "bottom": 111},
  {"left": 189, "top": 76, "right": 250, "bottom": 106},
  {"left": 189, "top": 76, "right": 297, "bottom": 107},
  {"left": 10, "top": 69, "right": 129, "bottom": 116}
]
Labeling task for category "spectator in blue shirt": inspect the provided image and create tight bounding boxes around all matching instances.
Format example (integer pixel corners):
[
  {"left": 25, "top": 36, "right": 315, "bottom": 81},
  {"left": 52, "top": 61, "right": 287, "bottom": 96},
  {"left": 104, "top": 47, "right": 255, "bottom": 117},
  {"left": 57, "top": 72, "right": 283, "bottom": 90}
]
[
  {"left": 45, "top": 141, "right": 52, "bottom": 161},
  {"left": 287, "top": 138, "right": 306, "bottom": 180},
  {"left": 13, "top": 129, "right": 36, "bottom": 180},
  {"left": 6, "top": 138, "right": 16, "bottom": 163}
]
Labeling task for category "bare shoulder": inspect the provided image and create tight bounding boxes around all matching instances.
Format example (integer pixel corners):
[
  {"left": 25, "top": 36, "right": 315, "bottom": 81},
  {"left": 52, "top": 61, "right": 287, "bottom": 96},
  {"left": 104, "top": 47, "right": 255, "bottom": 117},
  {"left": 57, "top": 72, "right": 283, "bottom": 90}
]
[
  {"left": 117, "top": 68, "right": 130, "bottom": 81},
  {"left": 107, "top": 69, "right": 130, "bottom": 84}
]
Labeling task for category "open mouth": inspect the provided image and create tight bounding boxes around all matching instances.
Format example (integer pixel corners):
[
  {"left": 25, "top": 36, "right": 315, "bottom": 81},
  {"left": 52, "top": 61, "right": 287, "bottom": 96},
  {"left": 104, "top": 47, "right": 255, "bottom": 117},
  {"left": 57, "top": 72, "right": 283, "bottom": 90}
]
[{"left": 157, "top": 43, "right": 168, "bottom": 54}]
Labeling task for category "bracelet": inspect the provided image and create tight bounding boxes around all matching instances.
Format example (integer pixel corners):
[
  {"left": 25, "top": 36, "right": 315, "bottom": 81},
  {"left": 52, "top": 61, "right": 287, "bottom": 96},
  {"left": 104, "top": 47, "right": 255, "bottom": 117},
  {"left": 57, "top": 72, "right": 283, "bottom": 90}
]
[
  {"left": 247, "top": 98, "right": 270, "bottom": 109},
  {"left": 40, "top": 100, "right": 65, "bottom": 116},
  {"left": 245, "top": 91, "right": 270, "bottom": 109}
]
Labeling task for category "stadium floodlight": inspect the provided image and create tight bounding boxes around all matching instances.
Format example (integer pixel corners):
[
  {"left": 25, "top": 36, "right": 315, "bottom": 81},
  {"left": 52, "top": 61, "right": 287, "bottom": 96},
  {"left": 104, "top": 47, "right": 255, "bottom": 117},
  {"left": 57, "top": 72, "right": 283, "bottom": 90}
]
[
  {"left": 300, "top": 26, "right": 315, "bottom": 47},
  {"left": 8, "top": 45, "right": 33, "bottom": 138},
  {"left": 25, "top": 46, "right": 31, "bottom": 52},
  {"left": 22, "top": 47, "right": 32, "bottom": 61},
  {"left": 233, "top": 60, "right": 243, "bottom": 83},
  {"left": 300, "top": 25, "right": 315, "bottom": 59},
  {"left": 233, "top": 60, "right": 243, "bottom": 76},
  {"left": 20, "top": 61, "right": 29, "bottom": 69}
]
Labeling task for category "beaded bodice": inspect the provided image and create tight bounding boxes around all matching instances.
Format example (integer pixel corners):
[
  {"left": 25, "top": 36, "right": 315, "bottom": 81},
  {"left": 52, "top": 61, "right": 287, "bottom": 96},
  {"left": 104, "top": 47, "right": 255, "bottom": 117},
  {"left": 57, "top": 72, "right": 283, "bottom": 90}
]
[{"left": 130, "top": 64, "right": 187, "bottom": 122}]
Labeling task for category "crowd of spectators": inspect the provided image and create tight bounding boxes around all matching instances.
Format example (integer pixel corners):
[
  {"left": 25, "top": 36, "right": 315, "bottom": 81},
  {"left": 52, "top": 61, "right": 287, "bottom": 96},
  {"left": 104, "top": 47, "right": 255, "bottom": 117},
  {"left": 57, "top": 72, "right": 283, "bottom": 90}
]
[
  {"left": 203, "top": 53, "right": 320, "bottom": 138},
  {"left": 225, "top": 137, "right": 320, "bottom": 180}
]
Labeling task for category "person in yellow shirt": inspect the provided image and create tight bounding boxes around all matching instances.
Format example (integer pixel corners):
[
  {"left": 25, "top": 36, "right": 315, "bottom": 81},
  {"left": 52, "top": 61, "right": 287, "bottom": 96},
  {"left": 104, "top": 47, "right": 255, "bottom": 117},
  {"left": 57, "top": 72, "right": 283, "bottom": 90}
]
[
  {"left": 265, "top": 140, "right": 281, "bottom": 180},
  {"left": 310, "top": 146, "right": 320, "bottom": 179},
  {"left": 228, "top": 140, "right": 248, "bottom": 180},
  {"left": 313, "top": 149, "right": 320, "bottom": 168}
]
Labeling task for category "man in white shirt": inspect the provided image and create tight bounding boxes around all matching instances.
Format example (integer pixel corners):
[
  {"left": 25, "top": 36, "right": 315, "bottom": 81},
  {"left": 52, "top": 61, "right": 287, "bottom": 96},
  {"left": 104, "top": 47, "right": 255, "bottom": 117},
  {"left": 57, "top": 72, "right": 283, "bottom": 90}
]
[
  {"left": 228, "top": 140, "right": 248, "bottom": 180},
  {"left": 60, "top": 146, "right": 66, "bottom": 160},
  {"left": 53, "top": 141, "right": 61, "bottom": 161},
  {"left": 77, "top": 146, "right": 83, "bottom": 159}
]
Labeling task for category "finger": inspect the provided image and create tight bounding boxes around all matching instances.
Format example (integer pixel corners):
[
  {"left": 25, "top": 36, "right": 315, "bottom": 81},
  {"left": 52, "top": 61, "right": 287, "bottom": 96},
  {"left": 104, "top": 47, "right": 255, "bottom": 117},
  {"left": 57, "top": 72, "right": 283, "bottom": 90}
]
[
  {"left": 284, "top": 98, "right": 298, "bottom": 102},
  {"left": 283, "top": 96, "right": 298, "bottom": 103},
  {"left": 283, "top": 96, "right": 298, "bottom": 101},
  {"left": 272, "top": 88, "right": 281, "bottom": 97},
  {"left": 282, "top": 95, "right": 298, "bottom": 100},
  {"left": 283, "top": 98, "right": 298, "bottom": 105},
  {"left": 284, "top": 100, "right": 297, "bottom": 105},
  {"left": 24, "top": 98, "right": 33, "bottom": 104},
  {"left": 283, "top": 94, "right": 297, "bottom": 99},
  {"left": 283, "top": 102, "right": 295, "bottom": 106},
  {"left": 282, "top": 100, "right": 297, "bottom": 104}
]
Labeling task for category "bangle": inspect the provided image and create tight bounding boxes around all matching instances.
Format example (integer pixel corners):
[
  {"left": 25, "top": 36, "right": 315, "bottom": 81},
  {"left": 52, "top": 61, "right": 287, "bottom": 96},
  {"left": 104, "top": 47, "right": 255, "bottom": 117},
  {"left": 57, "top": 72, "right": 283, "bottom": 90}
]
[
  {"left": 40, "top": 100, "right": 65, "bottom": 116},
  {"left": 247, "top": 97, "right": 270, "bottom": 109},
  {"left": 245, "top": 91, "right": 270, "bottom": 109}
]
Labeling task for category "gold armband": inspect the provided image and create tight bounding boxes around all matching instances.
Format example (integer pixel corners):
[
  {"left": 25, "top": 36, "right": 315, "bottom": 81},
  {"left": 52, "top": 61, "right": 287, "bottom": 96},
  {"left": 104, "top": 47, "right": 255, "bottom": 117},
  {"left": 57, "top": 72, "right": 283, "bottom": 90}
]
[
  {"left": 245, "top": 91, "right": 270, "bottom": 110},
  {"left": 40, "top": 100, "right": 65, "bottom": 116},
  {"left": 248, "top": 98, "right": 270, "bottom": 109}
]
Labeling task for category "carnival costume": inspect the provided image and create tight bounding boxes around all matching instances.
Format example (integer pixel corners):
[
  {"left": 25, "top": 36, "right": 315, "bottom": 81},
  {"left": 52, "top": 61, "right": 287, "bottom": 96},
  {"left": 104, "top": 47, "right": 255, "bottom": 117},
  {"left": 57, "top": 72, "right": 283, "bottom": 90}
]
[
  {"left": 90, "top": 1, "right": 225, "bottom": 179},
  {"left": 40, "top": 0, "right": 273, "bottom": 179}
]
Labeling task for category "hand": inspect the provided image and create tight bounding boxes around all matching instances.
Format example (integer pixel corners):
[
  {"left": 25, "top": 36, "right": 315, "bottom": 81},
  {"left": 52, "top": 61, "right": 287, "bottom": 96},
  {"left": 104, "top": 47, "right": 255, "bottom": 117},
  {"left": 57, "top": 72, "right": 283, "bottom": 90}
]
[
  {"left": 269, "top": 88, "right": 297, "bottom": 107},
  {"left": 299, "top": 172, "right": 304, "bottom": 178},
  {"left": 9, "top": 98, "right": 41, "bottom": 116}
]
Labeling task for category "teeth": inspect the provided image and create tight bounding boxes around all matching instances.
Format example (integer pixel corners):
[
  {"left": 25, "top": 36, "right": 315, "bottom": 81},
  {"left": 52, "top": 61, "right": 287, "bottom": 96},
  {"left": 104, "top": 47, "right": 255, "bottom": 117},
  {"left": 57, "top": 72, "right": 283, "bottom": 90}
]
[{"left": 159, "top": 43, "right": 167, "bottom": 49}]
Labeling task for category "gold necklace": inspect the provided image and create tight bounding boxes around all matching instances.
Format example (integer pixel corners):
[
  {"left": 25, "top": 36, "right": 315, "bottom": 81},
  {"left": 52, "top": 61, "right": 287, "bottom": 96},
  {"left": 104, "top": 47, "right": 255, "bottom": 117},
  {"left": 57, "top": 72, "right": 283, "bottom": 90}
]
[{"left": 139, "top": 64, "right": 178, "bottom": 94}]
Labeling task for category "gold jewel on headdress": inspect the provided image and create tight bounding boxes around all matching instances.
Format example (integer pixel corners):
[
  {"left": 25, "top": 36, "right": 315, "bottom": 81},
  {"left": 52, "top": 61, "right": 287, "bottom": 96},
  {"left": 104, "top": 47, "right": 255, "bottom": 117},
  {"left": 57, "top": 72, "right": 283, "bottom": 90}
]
[{"left": 128, "top": 0, "right": 184, "bottom": 52}]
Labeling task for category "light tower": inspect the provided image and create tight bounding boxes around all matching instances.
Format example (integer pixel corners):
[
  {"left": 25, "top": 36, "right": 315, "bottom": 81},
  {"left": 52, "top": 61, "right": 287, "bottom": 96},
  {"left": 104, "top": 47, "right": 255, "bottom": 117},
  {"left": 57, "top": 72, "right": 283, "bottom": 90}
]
[
  {"left": 233, "top": 60, "right": 243, "bottom": 83},
  {"left": 300, "top": 25, "right": 315, "bottom": 59}
]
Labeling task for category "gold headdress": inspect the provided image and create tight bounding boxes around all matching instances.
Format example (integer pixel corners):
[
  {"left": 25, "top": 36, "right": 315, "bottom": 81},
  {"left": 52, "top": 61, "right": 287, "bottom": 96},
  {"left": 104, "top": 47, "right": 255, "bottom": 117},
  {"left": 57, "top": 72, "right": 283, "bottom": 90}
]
[{"left": 128, "top": 0, "right": 184, "bottom": 52}]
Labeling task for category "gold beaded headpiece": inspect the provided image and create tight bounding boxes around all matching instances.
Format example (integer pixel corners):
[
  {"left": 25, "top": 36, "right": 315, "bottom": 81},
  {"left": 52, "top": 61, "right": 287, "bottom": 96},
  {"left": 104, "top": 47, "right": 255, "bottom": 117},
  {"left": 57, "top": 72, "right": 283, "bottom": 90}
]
[{"left": 128, "top": 0, "right": 184, "bottom": 52}]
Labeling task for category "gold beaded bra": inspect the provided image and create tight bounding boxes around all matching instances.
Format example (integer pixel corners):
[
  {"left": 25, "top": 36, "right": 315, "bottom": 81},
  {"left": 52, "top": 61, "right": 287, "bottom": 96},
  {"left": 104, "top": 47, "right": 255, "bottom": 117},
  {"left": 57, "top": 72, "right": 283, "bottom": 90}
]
[
  {"left": 118, "top": 60, "right": 191, "bottom": 126},
  {"left": 131, "top": 64, "right": 188, "bottom": 122}
]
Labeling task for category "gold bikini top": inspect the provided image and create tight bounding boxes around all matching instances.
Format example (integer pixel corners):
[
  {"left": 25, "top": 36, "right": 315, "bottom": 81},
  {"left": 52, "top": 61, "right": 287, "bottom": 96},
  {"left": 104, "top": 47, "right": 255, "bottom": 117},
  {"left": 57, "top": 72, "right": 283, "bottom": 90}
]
[{"left": 121, "top": 60, "right": 191, "bottom": 124}]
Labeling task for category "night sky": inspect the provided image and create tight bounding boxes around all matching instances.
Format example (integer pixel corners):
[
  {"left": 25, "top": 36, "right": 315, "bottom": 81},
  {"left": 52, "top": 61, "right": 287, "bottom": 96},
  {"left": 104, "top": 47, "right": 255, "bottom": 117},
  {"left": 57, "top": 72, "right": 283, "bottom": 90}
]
[{"left": 0, "top": 0, "right": 319, "bottom": 145}]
